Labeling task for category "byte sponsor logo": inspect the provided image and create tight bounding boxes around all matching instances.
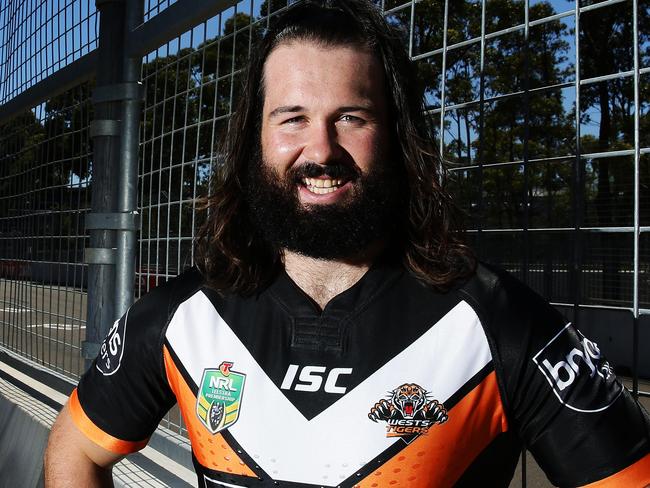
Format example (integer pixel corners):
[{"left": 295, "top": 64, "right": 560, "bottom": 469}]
[{"left": 532, "top": 323, "right": 622, "bottom": 413}]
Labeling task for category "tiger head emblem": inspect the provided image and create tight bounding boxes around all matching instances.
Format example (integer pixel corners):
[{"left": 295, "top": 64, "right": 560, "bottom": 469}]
[
  {"left": 368, "top": 382, "right": 448, "bottom": 426},
  {"left": 392, "top": 383, "right": 428, "bottom": 419}
]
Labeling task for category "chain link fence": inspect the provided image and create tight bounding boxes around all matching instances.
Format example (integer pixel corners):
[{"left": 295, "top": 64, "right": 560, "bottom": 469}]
[
  {"left": 0, "top": 0, "right": 649, "bottom": 484},
  {"left": 0, "top": 83, "right": 93, "bottom": 380},
  {"left": 0, "top": 1, "right": 98, "bottom": 104}
]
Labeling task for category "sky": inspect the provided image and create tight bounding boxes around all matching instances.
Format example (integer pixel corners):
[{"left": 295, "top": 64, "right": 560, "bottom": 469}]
[{"left": 3, "top": 0, "right": 647, "bottom": 148}]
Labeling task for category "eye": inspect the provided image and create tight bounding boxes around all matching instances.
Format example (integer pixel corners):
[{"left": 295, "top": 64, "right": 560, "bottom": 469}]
[
  {"left": 339, "top": 114, "right": 363, "bottom": 123},
  {"left": 282, "top": 115, "right": 305, "bottom": 125}
]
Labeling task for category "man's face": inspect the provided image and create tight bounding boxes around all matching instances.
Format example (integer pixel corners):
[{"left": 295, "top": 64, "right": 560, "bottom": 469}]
[
  {"left": 245, "top": 41, "right": 403, "bottom": 259},
  {"left": 260, "top": 41, "right": 390, "bottom": 207}
]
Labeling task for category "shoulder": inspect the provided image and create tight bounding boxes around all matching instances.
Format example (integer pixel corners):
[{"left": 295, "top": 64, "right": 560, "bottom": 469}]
[
  {"left": 128, "top": 267, "right": 206, "bottom": 327},
  {"left": 93, "top": 267, "right": 205, "bottom": 376},
  {"left": 73, "top": 269, "right": 206, "bottom": 443},
  {"left": 453, "top": 263, "right": 571, "bottom": 411},
  {"left": 457, "top": 262, "right": 566, "bottom": 340}
]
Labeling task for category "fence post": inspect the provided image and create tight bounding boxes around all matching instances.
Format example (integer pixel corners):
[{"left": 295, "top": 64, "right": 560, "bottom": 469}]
[
  {"left": 83, "top": 0, "right": 127, "bottom": 369},
  {"left": 114, "top": 0, "right": 144, "bottom": 319}
]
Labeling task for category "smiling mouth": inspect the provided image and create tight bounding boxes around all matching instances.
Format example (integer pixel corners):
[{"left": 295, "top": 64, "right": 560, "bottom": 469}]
[{"left": 301, "top": 177, "right": 347, "bottom": 195}]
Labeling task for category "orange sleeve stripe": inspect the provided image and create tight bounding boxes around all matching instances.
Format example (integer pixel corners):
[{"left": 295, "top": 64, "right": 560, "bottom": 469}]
[
  {"left": 68, "top": 388, "right": 149, "bottom": 455},
  {"left": 357, "top": 371, "right": 508, "bottom": 488},
  {"left": 162, "top": 346, "right": 257, "bottom": 477},
  {"left": 581, "top": 452, "right": 650, "bottom": 487}
]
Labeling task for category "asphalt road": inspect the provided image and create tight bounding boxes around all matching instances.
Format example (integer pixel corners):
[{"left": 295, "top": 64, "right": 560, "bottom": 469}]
[
  {"left": 1, "top": 278, "right": 649, "bottom": 487},
  {"left": 0, "top": 279, "right": 87, "bottom": 379}
]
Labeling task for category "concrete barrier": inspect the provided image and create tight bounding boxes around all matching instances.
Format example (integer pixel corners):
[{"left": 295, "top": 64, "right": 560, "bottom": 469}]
[
  {"left": 0, "top": 382, "right": 51, "bottom": 488},
  {"left": 0, "top": 354, "right": 196, "bottom": 488}
]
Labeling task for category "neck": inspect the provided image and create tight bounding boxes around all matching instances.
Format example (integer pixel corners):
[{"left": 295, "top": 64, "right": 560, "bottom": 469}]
[{"left": 283, "top": 246, "right": 381, "bottom": 311}]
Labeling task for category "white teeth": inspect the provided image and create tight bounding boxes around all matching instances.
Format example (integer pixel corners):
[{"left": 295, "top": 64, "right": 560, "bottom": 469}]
[
  {"left": 308, "top": 186, "right": 337, "bottom": 194},
  {"left": 301, "top": 178, "right": 344, "bottom": 191}
]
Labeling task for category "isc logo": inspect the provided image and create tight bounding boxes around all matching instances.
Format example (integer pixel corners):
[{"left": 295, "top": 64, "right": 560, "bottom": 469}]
[
  {"left": 280, "top": 365, "right": 353, "bottom": 394},
  {"left": 533, "top": 323, "right": 622, "bottom": 413}
]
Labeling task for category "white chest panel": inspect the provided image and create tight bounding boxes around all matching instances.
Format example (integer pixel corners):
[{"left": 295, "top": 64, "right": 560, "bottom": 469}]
[{"left": 166, "top": 292, "right": 492, "bottom": 484}]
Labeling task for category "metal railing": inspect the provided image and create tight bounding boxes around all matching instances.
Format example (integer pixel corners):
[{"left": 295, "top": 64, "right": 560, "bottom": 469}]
[{"left": 0, "top": 0, "right": 648, "bottom": 485}]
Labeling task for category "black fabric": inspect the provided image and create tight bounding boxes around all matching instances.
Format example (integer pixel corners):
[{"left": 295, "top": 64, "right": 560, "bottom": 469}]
[
  {"left": 76, "top": 268, "right": 204, "bottom": 441},
  {"left": 75, "top": 263, "right": 650, "bottom": 486},
  {"left": 204, "top": 258, "right": 462, "bottom": 419},
  {"left": 460, "top": 264, "right": 650, "bottom": 487},
  {"left": 453, "top": 432, "right": 521, "bottom": 487}
]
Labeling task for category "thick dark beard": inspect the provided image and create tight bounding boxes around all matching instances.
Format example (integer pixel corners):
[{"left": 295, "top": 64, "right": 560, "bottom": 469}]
[{"left": 244, "top": 158, "right": 404, "bottom": 260}]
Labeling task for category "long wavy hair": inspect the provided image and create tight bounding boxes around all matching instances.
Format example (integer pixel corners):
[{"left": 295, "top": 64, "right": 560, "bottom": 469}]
[{"left": 195, "top": 0, "right": 476, "bottom": 294}]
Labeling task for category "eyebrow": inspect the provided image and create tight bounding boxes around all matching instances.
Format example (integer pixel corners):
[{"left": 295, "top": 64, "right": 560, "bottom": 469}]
[
  {"left": 267, "top": 104, "right": 376, "bottom": 118},
  {"left": 268, "top": 105, "right": 304, "bottom": 118},
  {"left": 338, "top": 105, "right": 374, "bottom": 113}
]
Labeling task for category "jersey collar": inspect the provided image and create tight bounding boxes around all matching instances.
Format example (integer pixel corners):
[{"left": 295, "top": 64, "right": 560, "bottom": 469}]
[{"left": 266, "top": 254, "right": 405, "bottom": 320}]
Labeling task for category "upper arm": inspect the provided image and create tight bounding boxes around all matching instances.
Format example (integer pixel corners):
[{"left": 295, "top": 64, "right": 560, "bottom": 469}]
[
  {"left": 47, "top": 402, "right": 124, "bottom": 469},
  {"left": 507, "top": 314, "right": 650, "bottom": 485},
  {"left": 71, "top": 299, "right": 177, "bottom": 453},
  {"left": 54, "top": 271, "right": 201, "bottom": 459},
  {"left": 44, "top": 402, "right": 123, "bottom": 487},
  {"left": 43, "top": 273, "right": 205, "bottom": 486},
  {"left": 472, "top": 266, "right": 650, "bottom": 486}
]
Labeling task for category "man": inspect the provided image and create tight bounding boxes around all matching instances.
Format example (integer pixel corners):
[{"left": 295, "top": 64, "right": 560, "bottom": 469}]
[{"left": 45, "top": 1, "right": 650, "bottom": 487}]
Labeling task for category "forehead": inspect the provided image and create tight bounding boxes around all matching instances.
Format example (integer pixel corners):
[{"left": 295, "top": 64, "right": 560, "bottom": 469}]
[{"left": 261, "top": 41, "right": 386, "bottom": 109}]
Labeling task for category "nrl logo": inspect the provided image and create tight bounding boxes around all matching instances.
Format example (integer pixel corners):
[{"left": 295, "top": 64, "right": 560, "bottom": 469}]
[
  {"left": 368, "top": 383, "right": 448, "bottom": 439},
  {"left": 197, "top": 361, "right": 246, "bottom": 434}
]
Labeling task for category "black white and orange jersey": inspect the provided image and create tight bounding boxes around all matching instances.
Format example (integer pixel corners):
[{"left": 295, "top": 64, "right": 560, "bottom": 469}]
[{"left": 70, "top": 262, "right": 650, "bottom": 487}]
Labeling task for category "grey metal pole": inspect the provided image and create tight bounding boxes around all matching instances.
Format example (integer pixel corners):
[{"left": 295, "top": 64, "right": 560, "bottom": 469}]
[
  {"left": 438, "top": 0, "right": 449, "bottom": 161},
  {"left": 632, "top": 0, "right": 640, "bottom": 398},
  {"left": 114, "top": 0, "right": 144, "bottom": 318},
  {"left": 522, "top": 0, "right": 530, "bottom": 287},
  {"left": 84, "top": 0, "right": 126, "bottom": 369},
  {"left": 572, "top": 1, "right": 583, "bottom": 329},
  {"left": 476, "top": 0, "right": 487, "bottom": 253}
]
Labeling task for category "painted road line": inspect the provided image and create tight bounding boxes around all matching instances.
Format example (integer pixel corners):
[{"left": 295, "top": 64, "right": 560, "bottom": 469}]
[
  {"left": 140, "top": 444, "right": 197, "bottom": 485},
  {"left": 0, "top": 360, "right": 69, "bottom": 406}
]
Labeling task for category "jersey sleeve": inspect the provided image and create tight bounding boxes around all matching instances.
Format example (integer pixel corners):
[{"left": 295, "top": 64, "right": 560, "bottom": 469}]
[
  {"left": 69, "top": 271, "right": 202, "bottom": 454},
  {"left": 463, "top": 265, "right": 650, "bottom": 487}
]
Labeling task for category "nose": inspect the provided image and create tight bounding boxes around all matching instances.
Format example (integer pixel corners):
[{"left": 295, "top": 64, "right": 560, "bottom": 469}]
[{"left": 302, "top": 121, "right": 343, "bottom": 164}]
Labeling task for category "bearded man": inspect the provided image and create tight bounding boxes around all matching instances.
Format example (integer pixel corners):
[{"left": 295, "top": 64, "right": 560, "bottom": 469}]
[{"left": 45, "top": 1, "right": 650, "bottom": 487}]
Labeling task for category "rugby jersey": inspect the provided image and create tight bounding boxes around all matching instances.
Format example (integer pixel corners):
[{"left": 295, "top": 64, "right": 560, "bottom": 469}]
[{"left": 70, "top": 261, "right": 650, "bottom": 487}]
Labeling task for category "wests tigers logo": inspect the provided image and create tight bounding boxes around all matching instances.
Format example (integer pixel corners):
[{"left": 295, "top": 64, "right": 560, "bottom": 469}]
[{"left": 368, "top": 383, "right": 448, "bottom": 438}]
